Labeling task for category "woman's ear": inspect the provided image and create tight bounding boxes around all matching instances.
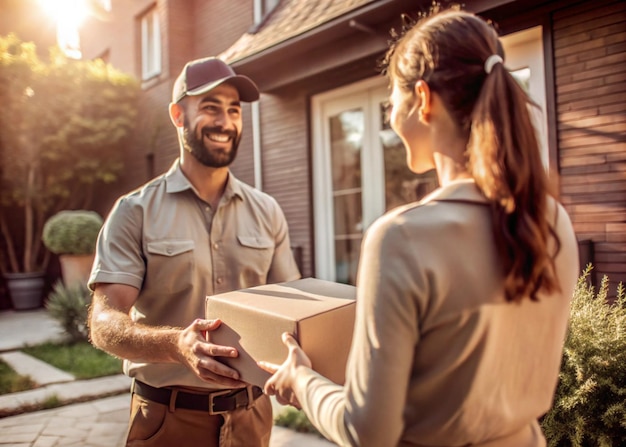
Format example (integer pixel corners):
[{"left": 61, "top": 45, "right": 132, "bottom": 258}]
[
  {"left": 169, "top": 102, "right": 185, "bottom": 128},
  {"left": 414, "top": 80, "right": 431, "bottom": 124}
]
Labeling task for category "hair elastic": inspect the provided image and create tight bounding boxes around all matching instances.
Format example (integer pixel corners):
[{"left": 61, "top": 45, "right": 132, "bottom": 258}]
[{"left": 484, "top": 54, "right": 503, "bottom": 74}]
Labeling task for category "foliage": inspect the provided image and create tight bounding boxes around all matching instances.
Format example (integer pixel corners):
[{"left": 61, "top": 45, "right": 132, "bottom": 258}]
[
  {"left": 0, "top": 33, "right": 139, "bottom": 274},
  {"left": 45, "top": 281, "right": 92, "bottom": 342},
  {"left": 274, "top": 407, "right": 321, "bottom": 436},
  {"left": 42, "top": 210, "right": 103, "bottom": 255},
  {"left": 22, "top": 341, "right": 122, "bottom": 380},
  {"left": 0, "top": 359, "right": 36, "bottom": 395},
  {"left": 542, "top": 266, "right": 626, "bottom": 446},
  {"left": 41, "top": 394, "right": 62, "bottom": 410}
]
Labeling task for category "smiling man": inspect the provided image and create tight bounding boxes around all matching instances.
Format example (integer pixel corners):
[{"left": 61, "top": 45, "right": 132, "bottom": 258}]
[{"left": 88, "top": 57, "right": 301, "bottom": 447}]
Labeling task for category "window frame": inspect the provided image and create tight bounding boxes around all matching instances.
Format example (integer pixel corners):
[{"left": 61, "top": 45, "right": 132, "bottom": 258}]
[
  {"left": 253, "top": 0, "right": 280, "bottom": 24},
  {"left": 140, "top": 5, "right": 162, "bottom": 81}
]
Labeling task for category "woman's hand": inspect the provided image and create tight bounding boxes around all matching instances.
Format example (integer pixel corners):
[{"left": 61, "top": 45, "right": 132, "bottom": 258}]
[{"left": 258, "top": 332, "right": 312, "bottom": 409}]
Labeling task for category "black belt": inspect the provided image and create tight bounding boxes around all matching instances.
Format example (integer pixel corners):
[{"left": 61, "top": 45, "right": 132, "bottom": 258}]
[{"left": 133, "top": 380, "right": 264, "bottom": 415}]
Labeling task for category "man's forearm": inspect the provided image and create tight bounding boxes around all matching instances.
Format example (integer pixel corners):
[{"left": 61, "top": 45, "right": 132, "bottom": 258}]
[{"left": 89, "top": 305, "right": 181, "bottom": 364}]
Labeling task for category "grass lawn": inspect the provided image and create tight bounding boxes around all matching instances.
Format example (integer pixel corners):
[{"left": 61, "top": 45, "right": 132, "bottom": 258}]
[
  {"left": 22, "top": 341, "right": 122, "bottom": 380},
  {"left": 0, "top": 359, "right": 36, "bottom": 395}
]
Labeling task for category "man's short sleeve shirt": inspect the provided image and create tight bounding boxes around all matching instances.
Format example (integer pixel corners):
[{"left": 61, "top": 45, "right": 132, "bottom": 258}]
[{"left": 89, "top": 159, "right": 300, "bottom": 388}]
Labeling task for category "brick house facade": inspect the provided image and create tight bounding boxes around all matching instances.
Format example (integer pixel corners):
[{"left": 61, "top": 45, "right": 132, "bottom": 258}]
[{"left": 36, "top": 0, "right": 626, "bottom": 290}]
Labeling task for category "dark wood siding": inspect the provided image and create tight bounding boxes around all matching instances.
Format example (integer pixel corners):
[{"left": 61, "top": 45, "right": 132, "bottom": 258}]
[
  {"left": 553, "top": 0, "right": 626, "bottom": 288},
  {"left": 260, "top": 87, "right": 312, "bottom": 276}
]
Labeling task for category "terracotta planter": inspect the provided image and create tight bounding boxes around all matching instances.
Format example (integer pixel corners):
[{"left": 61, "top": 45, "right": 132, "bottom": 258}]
[
  {"left": 59, "top": 254, "right": 95, "bottom": 289},
  {"left": 4, "top": 271, "right": 46, "bottom": 310}
]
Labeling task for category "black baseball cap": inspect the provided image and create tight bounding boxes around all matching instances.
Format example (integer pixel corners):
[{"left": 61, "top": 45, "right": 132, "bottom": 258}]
[{"left": 172, "top": 57, "right": 259, "bottom": 103}]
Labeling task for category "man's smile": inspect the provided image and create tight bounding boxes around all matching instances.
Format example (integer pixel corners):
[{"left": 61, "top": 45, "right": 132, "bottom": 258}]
[{"left": 204, "top": 132, "right": 231, "bottom": 143}]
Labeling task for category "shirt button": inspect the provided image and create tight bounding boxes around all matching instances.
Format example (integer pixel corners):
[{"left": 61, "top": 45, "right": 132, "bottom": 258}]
[
  {"left": 213, "top": 243, "right": 219, "bottom": 250},
  {"left": 216, "top": 277, "right": 223, "bottom": 284},
  {"left": 166, "top": 247, "right": 172, "bottom": 254},
  {"left": 205, "top": 206, "right": 210, "bottom": 212}
]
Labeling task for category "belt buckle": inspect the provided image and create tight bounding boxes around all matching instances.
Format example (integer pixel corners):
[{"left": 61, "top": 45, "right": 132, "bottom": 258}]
[{"left": 208, "top": 389, "right": 232, "bottom": 415}]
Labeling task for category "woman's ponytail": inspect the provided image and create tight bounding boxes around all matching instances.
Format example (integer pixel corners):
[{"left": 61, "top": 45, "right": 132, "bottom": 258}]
[{"left": 468, "top": 58, "right": 559, "bottom": 301}]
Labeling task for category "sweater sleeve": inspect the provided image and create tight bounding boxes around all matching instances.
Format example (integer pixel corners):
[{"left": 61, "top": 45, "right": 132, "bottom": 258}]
[{"left": 296, "top": 214, "right": 424, "bottom": 446}]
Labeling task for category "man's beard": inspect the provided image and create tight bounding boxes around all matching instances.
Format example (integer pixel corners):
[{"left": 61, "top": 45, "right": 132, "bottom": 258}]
[{"left": 182, "top": 119, "right": 241, "bottom": 168}]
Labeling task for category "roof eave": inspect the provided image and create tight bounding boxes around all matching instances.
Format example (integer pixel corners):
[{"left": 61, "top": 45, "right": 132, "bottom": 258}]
[
  {"left": 228, "top": 0, "right": 521, "bottom": 71},
  {"left": 228, "top": 0, "right": 417, "bottom": 70}
]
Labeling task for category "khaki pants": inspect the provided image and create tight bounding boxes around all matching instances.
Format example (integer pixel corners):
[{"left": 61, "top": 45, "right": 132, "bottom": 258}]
[{"left": 125, "top": 391, "right": 273, "bottom": 447}]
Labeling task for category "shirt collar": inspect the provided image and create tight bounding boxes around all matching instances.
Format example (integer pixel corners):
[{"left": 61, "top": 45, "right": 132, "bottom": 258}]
[
  {"left": 421, "top": 179, "right": 489, "bottom": 205},
  {"left": 164, "top": 159, "right": 191, "bottom": 193},
  {"left": 164, "top": 159, "right": 244, "bottom": 201}
]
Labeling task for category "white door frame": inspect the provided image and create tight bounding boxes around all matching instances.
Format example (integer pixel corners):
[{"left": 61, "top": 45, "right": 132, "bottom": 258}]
[{"left": 312, "top": 76, "right": 387, "bottom": 281}]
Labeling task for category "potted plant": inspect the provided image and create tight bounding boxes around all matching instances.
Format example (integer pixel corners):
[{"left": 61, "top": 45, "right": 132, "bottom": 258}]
[
  {"left": 0, "top": 34, "right": 138, "bottom": 309},
  {"left": 42, "top": 210, "right": 103, "bottom": 288}
]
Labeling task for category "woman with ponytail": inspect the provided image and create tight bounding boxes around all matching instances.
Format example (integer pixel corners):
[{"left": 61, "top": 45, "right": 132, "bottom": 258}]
[{"left": 260, "top": 6, "right": 579, "bottom": 447}]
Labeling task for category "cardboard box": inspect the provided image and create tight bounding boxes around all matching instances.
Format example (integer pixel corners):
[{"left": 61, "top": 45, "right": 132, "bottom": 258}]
[{"left": 205, "top": 277, "right": 356, "bottom": 388}]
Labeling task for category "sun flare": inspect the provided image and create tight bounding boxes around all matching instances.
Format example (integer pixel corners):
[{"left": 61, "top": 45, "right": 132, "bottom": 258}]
[
  {"left": 37, "top": 0, "right": 91, "bottom": 58},
  {"left": 38, "top": 0, "right": 90, "bottom": 26}
]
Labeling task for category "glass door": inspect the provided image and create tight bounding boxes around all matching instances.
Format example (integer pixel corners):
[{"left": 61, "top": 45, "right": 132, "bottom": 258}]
[
  {"left": 372, "top": 88, "right": 438, "bottom": 213},
  {"left": 329, "top": 106, "right": 366, "bottom": 285},
  {"left": 313, "top": 79, "right": 437, "bottom": 284}
]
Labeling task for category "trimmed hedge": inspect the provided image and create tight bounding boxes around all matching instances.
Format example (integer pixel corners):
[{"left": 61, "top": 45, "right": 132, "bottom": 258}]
[{"left": 42, "top": 210, "right": 103, "bottom": 255}]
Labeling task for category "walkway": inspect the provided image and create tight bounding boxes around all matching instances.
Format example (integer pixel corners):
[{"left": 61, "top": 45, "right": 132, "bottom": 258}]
[{"left": 0, "top": 309, "right": 335, "bottom": 447}]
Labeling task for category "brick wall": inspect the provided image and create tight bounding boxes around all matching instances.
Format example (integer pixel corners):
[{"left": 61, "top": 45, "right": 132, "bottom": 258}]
[
  {"left": 193, "top": 0, "right": 253, "bottom": 56},
  {"left": 553, "top": 0, "right": 626, "bottom": 288}
]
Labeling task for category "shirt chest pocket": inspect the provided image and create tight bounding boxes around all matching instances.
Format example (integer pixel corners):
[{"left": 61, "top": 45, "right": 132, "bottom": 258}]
[
  {"left": 236, "top": 236, "right": 274, "bottom": 282},
  {"left": 145, "top": 240, "right": 195, "bottom": 295}
]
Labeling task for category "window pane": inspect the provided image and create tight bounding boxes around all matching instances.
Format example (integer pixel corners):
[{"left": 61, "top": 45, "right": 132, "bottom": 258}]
[
  {"left": 333, "top": 190, "right": 362, "bottom": 236},
  {"left": 335, "top": 237, "right": 361, "bottom": 285},
  {"left": 141, "top": 8, "right": 161, "bottom": 80},
  {"left": 378, "top": 101, "right": 438, "bottom": 211},
  {"left": 329, "top": 108, "right": 364, "bottom": 285},
  {"left": 330, "top": 110, "right": 362, "bottom": 190}
]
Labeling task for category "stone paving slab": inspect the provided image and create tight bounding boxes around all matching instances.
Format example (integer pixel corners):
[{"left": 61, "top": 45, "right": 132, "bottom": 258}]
[
  {"left": 0, "top": 310, "right": 67, "bottom": 352},
  {"left": 0, "top": 352, "right": 74, "bottom": 386},
  {"left": 0, "top": 395, "right": 128, "bottom": 447}
]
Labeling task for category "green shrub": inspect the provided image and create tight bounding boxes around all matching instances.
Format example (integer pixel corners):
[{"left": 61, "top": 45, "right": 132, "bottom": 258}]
[
  {"left": 274, "top": 407, "right": 321, "bottom": 436},
  {"left": 542, "top": 266, "right": 626, "bottom": 446},
  {"left": 45, "top": 280, "right": 91, "bottom": 342},
  {"left": 42, "top": 210, "right": 103, "bottom": 255}
]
